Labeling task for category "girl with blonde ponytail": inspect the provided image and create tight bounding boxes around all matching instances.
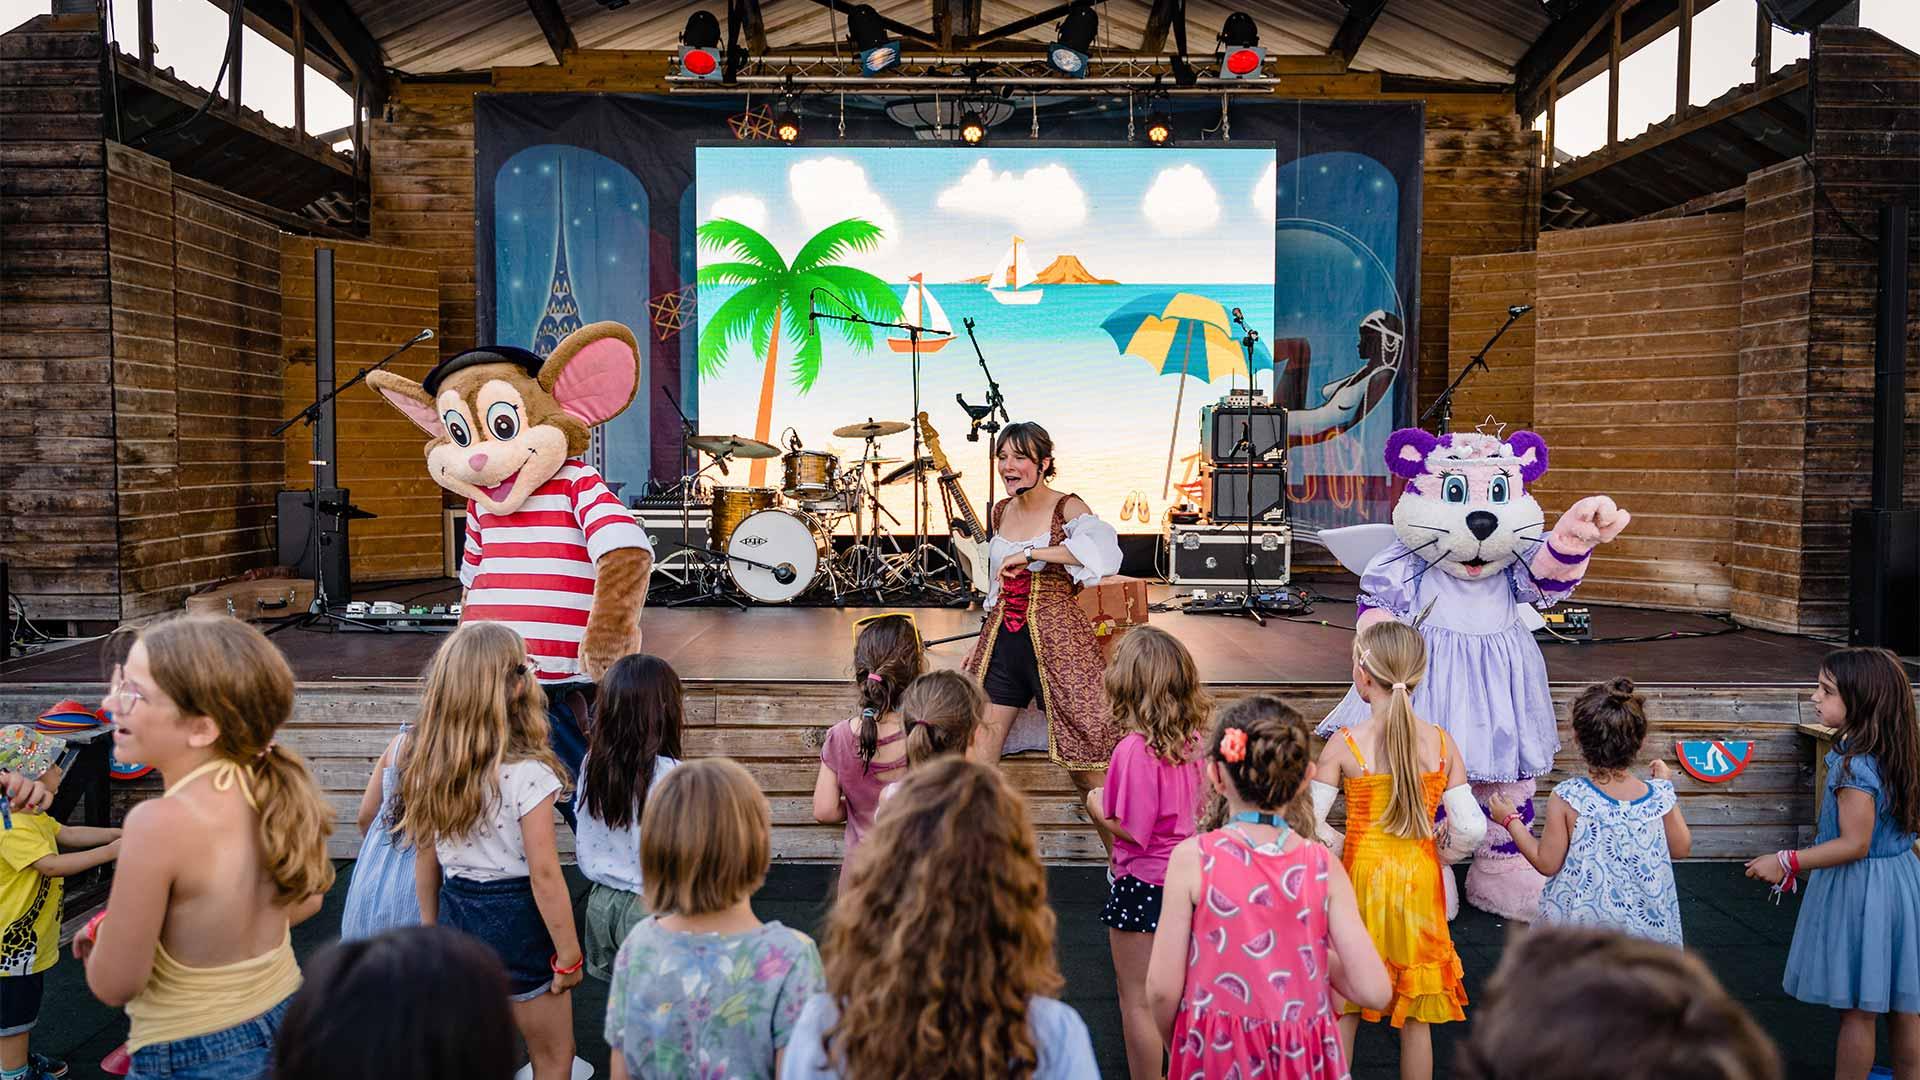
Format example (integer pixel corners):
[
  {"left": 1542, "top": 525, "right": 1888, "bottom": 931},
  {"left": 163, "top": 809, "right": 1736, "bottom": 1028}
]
[
  {"left": 78, "top": 615, "right": 334, "bottom": 1080},
  {"left": 1311, "top": 620, "right": 1479, "bottom": 1080}
]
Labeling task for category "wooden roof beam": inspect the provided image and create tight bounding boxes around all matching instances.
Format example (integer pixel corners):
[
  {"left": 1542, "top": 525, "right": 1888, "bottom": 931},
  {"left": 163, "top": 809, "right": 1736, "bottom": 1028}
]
[
  {"left": 1328, "top": 0, "right": 1388, "bottom": 70},
  {"left": 1547, "top": 65, "right": 1806, "bottom": 189},
  {"left": 805, "top": 0, "right": 940, "bottom": 47},
  {"left": 292, "top": 0, "right": 387, "bottom": 107},
  {"left": 1140, "top": 0, "right": 1180, "bottom": 54},
  {"left": 971, "top": 3, "right": 1077, "bottom": 47},
  {"left": 525, "top": 0, "right": 576, "bottom": 64},
  {"left": 738, "top": 0, "right": 769, "bottom": 55},
  {"left": 935, "top": 0, "right": 982, "bottom": 50}
]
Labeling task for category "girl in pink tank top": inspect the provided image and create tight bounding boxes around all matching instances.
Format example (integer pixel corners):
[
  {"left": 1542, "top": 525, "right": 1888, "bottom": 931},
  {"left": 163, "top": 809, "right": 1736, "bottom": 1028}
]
[{"left": 1147, "top": 696, "right": 1390, "bottom": 1079}]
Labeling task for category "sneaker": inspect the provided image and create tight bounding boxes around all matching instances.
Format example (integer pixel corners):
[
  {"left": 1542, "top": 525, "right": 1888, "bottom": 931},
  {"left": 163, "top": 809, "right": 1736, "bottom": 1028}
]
[
  {"left": 99, "top": 1044, "right": 131, "bottom": 1077},
  {"left": 28, "top": 1054, "right": 68, "bottom": 1078}
]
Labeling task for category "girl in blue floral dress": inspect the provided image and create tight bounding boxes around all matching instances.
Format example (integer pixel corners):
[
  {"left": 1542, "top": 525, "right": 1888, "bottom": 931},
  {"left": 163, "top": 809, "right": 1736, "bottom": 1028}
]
[
  {"left": 1491, "top": 678, "right": 1690, "bottom": 945},
  {"left": 1748, "top": 647, "right": 1920, "bottom": 1079}
]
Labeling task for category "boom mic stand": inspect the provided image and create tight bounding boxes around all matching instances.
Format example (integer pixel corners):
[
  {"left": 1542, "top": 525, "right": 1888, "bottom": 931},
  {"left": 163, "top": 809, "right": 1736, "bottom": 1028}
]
[
  {"left": 268, "top": 325, "right": 435, "bottom": 635},
  {"left": 957, "top": 315, "right": 1010, "bottom": 549},
  {"left": 1184, "top": 309, "right": 1274, "bottom": 624},
  {"left": 1422, "top": 303, "right": 1531, "bottom": 435}
]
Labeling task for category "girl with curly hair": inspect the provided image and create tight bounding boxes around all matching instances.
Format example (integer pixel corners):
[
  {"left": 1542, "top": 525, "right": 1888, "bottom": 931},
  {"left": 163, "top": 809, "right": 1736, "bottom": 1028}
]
[{"left": 781, "top": 758, "right": 1097, "bottom": 1079}]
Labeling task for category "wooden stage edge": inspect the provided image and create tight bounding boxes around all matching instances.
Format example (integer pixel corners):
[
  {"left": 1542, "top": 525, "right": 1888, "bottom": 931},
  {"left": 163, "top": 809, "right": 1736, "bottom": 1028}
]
[{"left": 0, "top": 592, "right": 1832, "bottom": 865}]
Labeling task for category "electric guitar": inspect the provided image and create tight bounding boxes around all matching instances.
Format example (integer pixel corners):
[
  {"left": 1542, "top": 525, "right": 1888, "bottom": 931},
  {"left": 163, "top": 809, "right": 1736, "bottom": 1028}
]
[{"left": 916, "top": 412, "right": 991, "bottom": 593}]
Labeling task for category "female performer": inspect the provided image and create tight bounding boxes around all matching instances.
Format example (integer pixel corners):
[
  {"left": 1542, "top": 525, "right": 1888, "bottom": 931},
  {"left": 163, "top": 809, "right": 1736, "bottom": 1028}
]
[{"left": 965, "top": 422, "right": 1124, "bottom": 800}]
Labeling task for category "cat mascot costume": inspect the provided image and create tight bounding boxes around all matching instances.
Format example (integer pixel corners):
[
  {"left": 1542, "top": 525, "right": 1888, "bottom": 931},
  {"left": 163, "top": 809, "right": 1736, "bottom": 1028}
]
[
  {"left": 1317, "top": 426, "right": 1629, "bottom": 920},
  {"left": 368, "top": 322, "right": 653, "bottom": 828}
]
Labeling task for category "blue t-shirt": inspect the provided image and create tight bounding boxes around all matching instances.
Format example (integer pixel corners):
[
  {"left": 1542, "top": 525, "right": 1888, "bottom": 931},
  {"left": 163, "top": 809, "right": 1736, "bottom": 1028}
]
[{"left": 778, "top": 993, "right": 1098, "bottom": 1079}]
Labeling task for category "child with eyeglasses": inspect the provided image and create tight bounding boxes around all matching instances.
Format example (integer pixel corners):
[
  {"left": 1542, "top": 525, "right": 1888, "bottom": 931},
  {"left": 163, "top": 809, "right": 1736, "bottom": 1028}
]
[{"left": 812, "top": 614, "right": 924, "bottom": 881}]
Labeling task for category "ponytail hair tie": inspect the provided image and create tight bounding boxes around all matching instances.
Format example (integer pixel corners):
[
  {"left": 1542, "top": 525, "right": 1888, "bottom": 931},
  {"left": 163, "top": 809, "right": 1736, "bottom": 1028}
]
[
  {"left": 1219, "top": 728, "right": 1248, "bottom": 763},
  {"left": 254, "top": 742, "right": 278, "bottom": 763},
  {"left": 866, "top": 673, "right": 884, "bottom": 684},
  {"left": 1392, "top": 682, "right": 1407, "bottom": 691}
]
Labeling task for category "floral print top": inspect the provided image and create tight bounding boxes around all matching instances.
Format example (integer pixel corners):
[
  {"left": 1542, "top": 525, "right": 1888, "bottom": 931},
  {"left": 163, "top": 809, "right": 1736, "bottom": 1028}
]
[{"left": 606, "top": 918, "right": 826, "bottom": 1079}]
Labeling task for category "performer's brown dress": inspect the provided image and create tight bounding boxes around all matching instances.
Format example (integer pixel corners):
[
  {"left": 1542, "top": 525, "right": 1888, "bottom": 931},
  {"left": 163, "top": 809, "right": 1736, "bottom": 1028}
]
[{"left": 964, "top": 494, "right": 1119, "bottom": 771}]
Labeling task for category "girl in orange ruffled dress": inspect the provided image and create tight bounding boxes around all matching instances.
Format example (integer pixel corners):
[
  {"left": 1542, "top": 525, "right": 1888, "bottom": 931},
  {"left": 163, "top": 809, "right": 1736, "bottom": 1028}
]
[{"left": 1311, "top": 620, "right": 1482, "bottom": 1080}]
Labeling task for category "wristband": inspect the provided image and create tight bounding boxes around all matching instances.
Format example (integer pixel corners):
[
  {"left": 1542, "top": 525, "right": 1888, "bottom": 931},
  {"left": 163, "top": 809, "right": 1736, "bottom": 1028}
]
[
  {"left": 1498, "top": 813, "right": 1521, "bottom": 831},
  {"left": 549, "top": 952, "right": 584, "bottom": 975},
  {"left": 83, "top": 909, "right": 107, "bottom": 943}
]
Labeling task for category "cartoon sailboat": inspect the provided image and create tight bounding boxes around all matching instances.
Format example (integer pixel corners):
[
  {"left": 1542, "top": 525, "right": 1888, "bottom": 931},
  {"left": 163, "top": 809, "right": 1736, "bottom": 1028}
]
[
  {"left": 986, "top": 235, "right": 1044, "bottom": 306},
  {"left": 888, "top": 273, "right": 953, "bottom": 353}
]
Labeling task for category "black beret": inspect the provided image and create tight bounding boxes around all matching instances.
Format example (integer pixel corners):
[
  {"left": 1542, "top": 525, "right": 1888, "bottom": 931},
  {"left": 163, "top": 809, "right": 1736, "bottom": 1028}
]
[{"left": 421, "top": 345, "right": 543, "bottom": 396}]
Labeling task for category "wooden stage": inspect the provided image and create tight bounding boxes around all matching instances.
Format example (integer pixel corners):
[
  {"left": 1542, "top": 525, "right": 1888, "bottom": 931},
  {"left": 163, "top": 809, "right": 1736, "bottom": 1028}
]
[{"left": 0, "top": 578, "right": 1831, "bottom": 864}]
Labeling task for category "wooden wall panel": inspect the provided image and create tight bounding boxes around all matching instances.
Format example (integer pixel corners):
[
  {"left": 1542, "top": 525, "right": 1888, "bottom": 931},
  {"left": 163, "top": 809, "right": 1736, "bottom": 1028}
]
[
  {"left": 368, "top": 92, "right": 476, "bottom": 368},
  {"left": 1733, "top": 158, "right": 1816, "bottom": 633},
  {"left": 1446, "top": 251, "right": 1536, "bottom": 431},
  {"left": 0, "top": 16, "right": 118, "bottom": 626},
  {"left": 106, "top": 143, "right": 182, "bottom": 618},
  {"left": 169, "top": 189, "right": 284, "bottom": 591},
  {"left": 280, "top": 238, "right": 443, "bottom": 581},
  {"left": 1532, "top": 215, "right": 1745, "bottom": 611},
  {"left": 1801, "top": 28, "right": 1920, "bottom": 633}
]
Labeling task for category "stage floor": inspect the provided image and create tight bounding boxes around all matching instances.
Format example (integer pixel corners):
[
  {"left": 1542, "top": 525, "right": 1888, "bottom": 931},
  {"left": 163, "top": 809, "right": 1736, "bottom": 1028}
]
[{"left": 2, "top": 574, "right": 1832, "bottom": 688}]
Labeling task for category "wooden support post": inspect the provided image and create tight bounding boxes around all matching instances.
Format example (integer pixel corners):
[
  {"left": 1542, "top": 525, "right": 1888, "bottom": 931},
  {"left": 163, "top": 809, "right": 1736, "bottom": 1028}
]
[
  {"left": 1756, "top": 6, "right": 1772, "bottom": 86},
  {"left": 1676, "top": 0, "right": 1692, "bottom": 116},
  {"left": 137, "top": 0, "right": 154, "bottom": 66},
  {"left": 292, "top": 5, "right": 305, "bottom": 137},
  {"left": 1545, "top": 78, "right": 1557, "bottom": 174},
  {"left": 1607, "top": 5, "right": 1621, "bottom": 148},
  {"left": 229, "top": 13, "right": 243, "bottom": 116}
]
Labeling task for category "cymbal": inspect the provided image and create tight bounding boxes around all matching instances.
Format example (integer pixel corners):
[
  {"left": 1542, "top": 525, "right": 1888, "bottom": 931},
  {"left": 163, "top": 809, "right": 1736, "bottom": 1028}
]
[
  {"left": 881, "top": 456, "right": 935, "bottom": 485},
  {"left": 687, "top": 434, "right": 780, "bottom": 460},
  {"left": 832, "top": 419, "right": 910, "bottom": 439},
  {"left": 853, "top": 456, "right": 904, "bottom": 467}
]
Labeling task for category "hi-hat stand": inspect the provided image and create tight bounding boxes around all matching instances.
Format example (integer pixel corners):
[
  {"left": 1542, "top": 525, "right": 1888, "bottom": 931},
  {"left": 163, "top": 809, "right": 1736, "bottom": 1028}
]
[
  {"left": 1423, "top": 303, "right": 1532, "bottom": 435},
  {"left": 809, "top": 294, "right": 960, "bottom": 603}
]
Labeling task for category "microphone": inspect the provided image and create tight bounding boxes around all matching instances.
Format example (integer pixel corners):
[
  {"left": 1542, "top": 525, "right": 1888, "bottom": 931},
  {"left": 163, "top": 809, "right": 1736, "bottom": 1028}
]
[{"left": 1508, "top": 304, "right": 1533, "bottom": 318}]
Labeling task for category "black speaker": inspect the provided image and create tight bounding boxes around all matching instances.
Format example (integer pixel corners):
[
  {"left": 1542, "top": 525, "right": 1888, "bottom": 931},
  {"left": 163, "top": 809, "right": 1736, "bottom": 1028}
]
[
  {"left": 277, "top": 488, "right": 353, "bottom": 603},
  {"left": 1207, "top": 465, "right": 1288, "bottom": 522},
  {"left": 1200, "top": 405, "right": 1287, "bottom": 463},
  {"left": 1849, "top": 508, "right": 1919, "bottom": 654}
]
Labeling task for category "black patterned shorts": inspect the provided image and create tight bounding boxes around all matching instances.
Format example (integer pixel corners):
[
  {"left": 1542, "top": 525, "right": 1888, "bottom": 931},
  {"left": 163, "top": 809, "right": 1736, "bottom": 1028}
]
[{"left": 1100, "top": 873, "right": 1165, "bottom": 933}]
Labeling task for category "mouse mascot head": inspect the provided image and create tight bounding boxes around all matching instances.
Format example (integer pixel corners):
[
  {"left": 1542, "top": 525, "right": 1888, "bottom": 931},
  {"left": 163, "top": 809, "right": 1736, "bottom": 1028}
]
[
  {"left": 1385, "top": 427, "right": 1551, "bottom": 581},
  {"left": 367, "top": 322, "right": 653, "bottom": 685}
]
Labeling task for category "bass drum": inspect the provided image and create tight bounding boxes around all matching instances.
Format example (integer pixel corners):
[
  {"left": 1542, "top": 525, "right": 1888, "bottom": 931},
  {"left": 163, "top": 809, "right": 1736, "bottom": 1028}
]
[{"left": 726, "top": 508, "right": 829, "bottom": 603}]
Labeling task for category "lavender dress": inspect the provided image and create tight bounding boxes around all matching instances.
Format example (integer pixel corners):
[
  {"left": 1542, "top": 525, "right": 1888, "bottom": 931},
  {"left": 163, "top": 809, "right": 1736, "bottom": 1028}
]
[{"left": 1317, "top": 541, "right": 1564, "bottom": 782}]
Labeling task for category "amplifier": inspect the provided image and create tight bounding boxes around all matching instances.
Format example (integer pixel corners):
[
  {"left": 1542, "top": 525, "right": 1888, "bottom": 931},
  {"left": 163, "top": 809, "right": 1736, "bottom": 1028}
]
[
  {"left": 1199, "top": 404, "right": 1287, "bottom": 463},
  {"left": 1168, "top": 523, "right": 1292, "bottom": 587},
  {"left": 635, "top": 507, "right": 710, "bottom": 557},
  {"left": 276, "top": 489, "right": 354, "bottom": 602},
  {"left": 1201, "top": 464, "right": 1288, "bottom": 522}
]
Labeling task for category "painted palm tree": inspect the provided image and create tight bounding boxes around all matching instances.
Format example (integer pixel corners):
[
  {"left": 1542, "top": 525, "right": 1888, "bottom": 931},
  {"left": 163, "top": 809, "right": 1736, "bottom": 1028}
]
[{"left": 697, "top": 217, "right": 902, "bottom": 487}]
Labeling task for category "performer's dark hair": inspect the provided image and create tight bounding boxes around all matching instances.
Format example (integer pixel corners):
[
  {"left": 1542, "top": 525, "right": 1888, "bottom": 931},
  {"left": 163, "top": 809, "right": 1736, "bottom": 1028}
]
[
  {"left": 1455, "top": 925, "right": 1781, "bottom": 1080},
  {"left": 581, "top": 654, "right": 685, "bottom": 831},
  {"left": 1205, "top": 695, "right": 1312, "bottom": 811},
  {"left": 995, "top": 422, "right": 1057, "bottom": 480},
  {"left": 273, "top": 925, "right": 516, "bottom": 1080},
  {"left": 853, "top": 614, "right": 925, "bottom": 770},
  {"left": 1569, "top": 677, "right": 1646, "bottom": 773}
]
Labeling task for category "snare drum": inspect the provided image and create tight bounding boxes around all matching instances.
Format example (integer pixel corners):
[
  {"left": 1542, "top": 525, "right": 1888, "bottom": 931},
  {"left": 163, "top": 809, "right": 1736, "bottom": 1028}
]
[
  {"left": 710, "top": 486, "right": 777, "bottom": 548},
  {"left": 781, "top": 450, "right": 840, "bottom": 499},
  {"left": 726, "top": 508, "right": 830, "bottom": 603}
]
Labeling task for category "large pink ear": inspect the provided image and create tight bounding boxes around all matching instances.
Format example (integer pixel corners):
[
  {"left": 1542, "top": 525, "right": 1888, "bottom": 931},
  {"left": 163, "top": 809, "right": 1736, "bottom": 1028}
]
[
  {"left": 542, "top": 322, "right": 640, "bottom": 428},
  {"left": 367, "top": 370, "right": 446, "bottom": 438}
]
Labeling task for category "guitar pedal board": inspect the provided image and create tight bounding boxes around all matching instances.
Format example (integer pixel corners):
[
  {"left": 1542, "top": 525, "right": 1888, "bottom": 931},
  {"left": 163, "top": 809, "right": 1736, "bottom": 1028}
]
[{"left": 1535, "top": 607, "right": 1592, "bottom": 640}]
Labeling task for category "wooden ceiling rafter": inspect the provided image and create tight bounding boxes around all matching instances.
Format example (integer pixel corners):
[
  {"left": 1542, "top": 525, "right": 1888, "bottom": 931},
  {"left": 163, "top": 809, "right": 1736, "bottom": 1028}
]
[
  {"left": 1139, "top": 0, "right": 1180, "bottom": 54},
  {"left": 935, "top": 0, "right": 984, "bottom": 49},
  {"left": 1329, "top": 0, "right": 1389, "bottom": 70},
  {"left": 803, "top": 0, "right": 941, "bottom": 46},
  {"left": 524, "top": 0, "right": 576, "bottom": 64}
]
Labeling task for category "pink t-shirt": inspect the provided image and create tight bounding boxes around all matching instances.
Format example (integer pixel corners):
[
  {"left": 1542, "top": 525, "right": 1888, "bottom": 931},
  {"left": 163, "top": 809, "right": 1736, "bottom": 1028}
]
[
  {"left": 1102, "top": 733, "right": 1203, "bottom": 886},
  {"left": 820, "top": 719, "right": 906, "bottom": 873}
]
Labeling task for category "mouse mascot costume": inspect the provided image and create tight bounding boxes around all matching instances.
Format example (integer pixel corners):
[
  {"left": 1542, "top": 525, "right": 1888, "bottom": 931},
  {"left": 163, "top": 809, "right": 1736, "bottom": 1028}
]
[
  {"left": 369, "top": 322, "right": 653, "bottom": 828},
  {"left": 1316, "top": 427, "right": 1628, "bottom": 920}
]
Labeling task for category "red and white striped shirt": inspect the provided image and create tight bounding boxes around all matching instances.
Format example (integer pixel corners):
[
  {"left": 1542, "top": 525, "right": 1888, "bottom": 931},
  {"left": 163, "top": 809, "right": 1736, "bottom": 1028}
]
[{"left": 459, "top": 460, "right": 652, "bottom": 684}]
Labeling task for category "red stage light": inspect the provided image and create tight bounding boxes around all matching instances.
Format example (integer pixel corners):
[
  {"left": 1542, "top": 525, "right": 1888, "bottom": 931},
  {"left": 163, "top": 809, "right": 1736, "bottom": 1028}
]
[
  {"left": 682, "top": 49, "right": 718, "bottom": 76},
  {"left": 1224, "top": 48, "right": 1261, "bottom": 75}
]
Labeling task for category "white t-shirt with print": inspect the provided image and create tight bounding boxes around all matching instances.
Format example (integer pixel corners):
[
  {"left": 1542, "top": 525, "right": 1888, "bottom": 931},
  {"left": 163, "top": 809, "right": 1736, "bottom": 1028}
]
[
  {"left": 573, "top": 753, "right": 681, "bottom": 894},
  {"left": 435, "top": 759, "right": 564, "bottom": 883}
]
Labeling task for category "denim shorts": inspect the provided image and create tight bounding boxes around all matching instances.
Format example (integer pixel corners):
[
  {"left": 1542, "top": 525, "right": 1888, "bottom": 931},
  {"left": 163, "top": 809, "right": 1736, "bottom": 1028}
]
[
  {"left": 440, "top": 874, "right": 555, "bottom": 1001},
  {"left": 0, "top": 971, "right": 43, "bottom": 1036},
  {"left": 128, "top": 996, "right": 290, "bottom": 1080}
]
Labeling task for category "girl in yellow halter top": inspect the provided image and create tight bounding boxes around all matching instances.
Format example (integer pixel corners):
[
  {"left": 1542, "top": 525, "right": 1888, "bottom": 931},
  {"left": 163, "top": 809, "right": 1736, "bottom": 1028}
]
[
  {"left": 78, "top": 616, "right": 334, "bottom": 1080},
  {"left": 1310, "top": 621, "right": 1481, "bottom": 1080}
]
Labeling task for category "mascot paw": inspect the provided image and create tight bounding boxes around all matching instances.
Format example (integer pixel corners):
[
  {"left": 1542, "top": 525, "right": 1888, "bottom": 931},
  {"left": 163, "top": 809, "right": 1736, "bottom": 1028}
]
[{"left": 1550, "top": 495, "right": 1630, "bottom": 553}]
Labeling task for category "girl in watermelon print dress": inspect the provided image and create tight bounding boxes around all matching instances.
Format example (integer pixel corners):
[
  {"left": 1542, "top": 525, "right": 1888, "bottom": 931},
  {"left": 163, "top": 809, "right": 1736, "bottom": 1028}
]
[{"left": 1147, "top": 695, "right": 1390, "bottom": 1080}]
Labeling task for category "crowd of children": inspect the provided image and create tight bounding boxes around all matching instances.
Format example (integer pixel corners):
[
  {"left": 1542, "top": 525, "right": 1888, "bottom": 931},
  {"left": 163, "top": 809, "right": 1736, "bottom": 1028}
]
[{"left": 0, "top": 608, "right": 1910, "bottom": 1079}]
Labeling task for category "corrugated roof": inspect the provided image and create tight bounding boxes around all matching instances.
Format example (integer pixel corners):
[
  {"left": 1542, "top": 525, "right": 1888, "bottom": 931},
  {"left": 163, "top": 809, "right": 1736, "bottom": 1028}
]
[{"left": 347, "top": 0, "right": 1551, "bottom": 84}]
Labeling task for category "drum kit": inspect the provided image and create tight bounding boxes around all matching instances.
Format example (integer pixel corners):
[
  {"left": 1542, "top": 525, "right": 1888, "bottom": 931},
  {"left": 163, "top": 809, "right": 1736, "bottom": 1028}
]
[{"left": 653, "top": 418, "right": 968, "bottom": 607}]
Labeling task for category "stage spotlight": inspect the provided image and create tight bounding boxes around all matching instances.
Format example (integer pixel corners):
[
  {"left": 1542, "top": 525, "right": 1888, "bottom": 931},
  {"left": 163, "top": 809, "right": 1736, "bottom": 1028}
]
[
  {"left": 959, "top": 108, "right": 987, "bottom": 145},
  {"left": 1217, "top": 12, "right": 1264, "bottom": 79},
  {"left": 1144, "top": 106, "right": 1172, "bottom": 145},
  {"left": 773, "top": 101, "right": 802, "bottom": 143},
  {"left": 678, "top": 10, "right": 723, "bottom": 80},
  {"left": 847, "top": 5, "right": 899, "bottom": 75},
  {"left": 1047, "top": 2, "right": 1098, "bottom": 77}
]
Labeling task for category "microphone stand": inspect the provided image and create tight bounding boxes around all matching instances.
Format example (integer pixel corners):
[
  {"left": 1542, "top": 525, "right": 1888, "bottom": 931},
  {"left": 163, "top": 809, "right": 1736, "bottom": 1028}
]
[
  {"left": 1421, "top": 305, "right": 1530, "bottom": 435},
  {"left": 268, "top": 329, "right": 434, "bottom": 635},
  {"left": 810, "top": 304, "right": 956, "bottom": 603},
  {"left": 956, "top": 316, "right": 1010, "bottom": 551},
  {"left": 1185, "top": 311, "right": 1271, "bottom": 624}
]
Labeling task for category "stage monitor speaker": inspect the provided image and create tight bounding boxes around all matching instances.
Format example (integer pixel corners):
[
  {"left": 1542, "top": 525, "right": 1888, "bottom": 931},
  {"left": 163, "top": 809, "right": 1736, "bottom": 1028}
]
[
  {"left": 1200, "top": 405, "right": 1288, "bottom": 463},
  {"left": 1206, "top": 465, "right": 1288, "bottom": 522},
  {"left": 1849, "top": 508, "right": 1919, "bottom": 655},
  {"left": 277, "top": 488, "right": 352, "bottom": 603}
]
